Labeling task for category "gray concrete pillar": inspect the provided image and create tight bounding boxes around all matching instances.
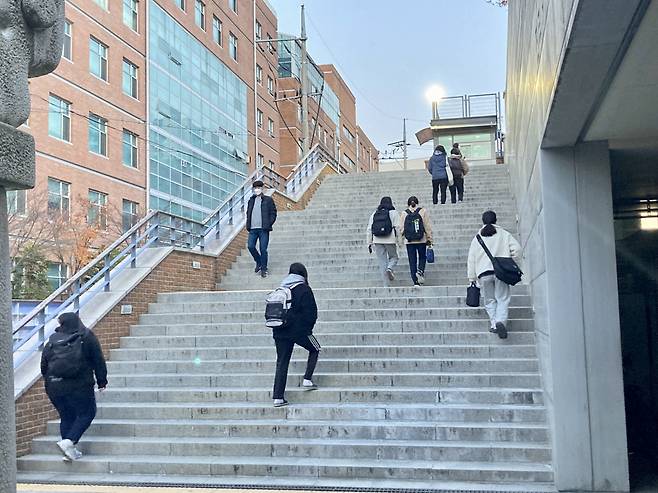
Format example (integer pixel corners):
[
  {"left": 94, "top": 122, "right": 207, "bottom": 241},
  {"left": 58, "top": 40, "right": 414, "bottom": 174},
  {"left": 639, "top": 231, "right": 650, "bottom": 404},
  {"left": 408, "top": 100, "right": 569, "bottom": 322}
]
[
  {"left": 0, "top": 186, "right": 17, "bottom": 493},
  {"left": 540, "top": 142, "right": 629, "bottom": 492}
]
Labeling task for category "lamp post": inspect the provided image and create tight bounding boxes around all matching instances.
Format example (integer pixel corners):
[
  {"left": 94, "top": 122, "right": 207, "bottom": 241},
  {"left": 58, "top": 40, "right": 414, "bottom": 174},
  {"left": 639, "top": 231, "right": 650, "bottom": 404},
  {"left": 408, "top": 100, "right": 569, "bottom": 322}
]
[{"left": 425, "top": 85, "right": 445, "bottom": 119}]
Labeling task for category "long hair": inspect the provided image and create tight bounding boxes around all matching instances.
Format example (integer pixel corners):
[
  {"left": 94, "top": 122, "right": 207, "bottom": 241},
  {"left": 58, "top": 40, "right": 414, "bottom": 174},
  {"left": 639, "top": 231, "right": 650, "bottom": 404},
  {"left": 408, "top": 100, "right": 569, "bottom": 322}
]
[
  {"left": 289, "top": 262, "right": 309, "bottom": 283},
  {"left": 378, "top": 196, "right": 395, "bottom": 211},
  {"left": 407, "top": 196, "right": 419, "bottom": 208},
  {"left": 481, "top": 210, "right": 497, "bottom": 237}
]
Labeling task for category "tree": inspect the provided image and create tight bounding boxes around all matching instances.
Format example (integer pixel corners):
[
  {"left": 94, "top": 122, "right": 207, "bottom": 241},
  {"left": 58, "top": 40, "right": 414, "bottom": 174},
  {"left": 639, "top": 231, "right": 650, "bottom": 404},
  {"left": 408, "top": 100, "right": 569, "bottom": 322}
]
[
  {"left": 11, "top": 243, "right": 52, "bottom": 300},
  {"left": 485, "top": 0, "right": 508, "bottom": 6}
]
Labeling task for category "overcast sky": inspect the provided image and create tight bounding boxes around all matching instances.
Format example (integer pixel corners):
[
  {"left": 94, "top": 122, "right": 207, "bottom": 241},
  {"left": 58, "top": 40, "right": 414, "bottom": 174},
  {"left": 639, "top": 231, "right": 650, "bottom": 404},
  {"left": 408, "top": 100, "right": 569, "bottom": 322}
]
[{"left": 268, "top": 0, "right": 508, "bottom": 159}]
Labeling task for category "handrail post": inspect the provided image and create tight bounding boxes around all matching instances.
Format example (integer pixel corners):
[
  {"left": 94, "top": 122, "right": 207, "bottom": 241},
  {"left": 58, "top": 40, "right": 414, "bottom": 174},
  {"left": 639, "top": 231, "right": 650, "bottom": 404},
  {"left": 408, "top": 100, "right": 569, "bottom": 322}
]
[
  {"left": 130, "top": 230, "right": 138, "bottom": 268},
  {"left": 37, "top": 310, "right": 46, "bottom": 349},
  {"left": 152, "top": 213, "right": 160, "bottom": 246},
  {"left": 73, "top": 279, "right": 81, "bottom": 311},
  {"left": 228, "top": 196, "right": 234, "bottom": 226},
  {"left": 214, "top": 211, "right": 221, "bottom": 240},
  {"left": 103, "top": 253, "right": 111, "bottom": 292}
]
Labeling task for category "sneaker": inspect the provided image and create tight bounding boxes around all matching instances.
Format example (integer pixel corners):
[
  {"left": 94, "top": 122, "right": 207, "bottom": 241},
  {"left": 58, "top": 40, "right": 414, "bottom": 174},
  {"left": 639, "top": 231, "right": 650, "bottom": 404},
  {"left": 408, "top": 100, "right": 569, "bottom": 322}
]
[
  {"left": 302, "top": 379, "right": 318, "bottom": 391},
  {"left": 495, "top": 322, "right": 508, "bottom": 339},
  {"left": 489, "top": 326, "right": 498, "bottom": 335},
  {"left": 273, "top": 399, "right": 289, "bottom": 407},
  {"left": 416, "top": 270, "right": 425, "bottom": 285},
  {"left": 56, "top": 439, "right": 78, "bottom": 461},
  {"left": 261, "top": 268, "right": 268, "bottom": 278},
  {"left": 413, "top": 282, "right": 421, "bottom": 288},
  {"left": 254, "top": 265, "right": 261, "bottom": 274},
  {"left": 386, "top": 269, "right": 395, "bottom": 281}
]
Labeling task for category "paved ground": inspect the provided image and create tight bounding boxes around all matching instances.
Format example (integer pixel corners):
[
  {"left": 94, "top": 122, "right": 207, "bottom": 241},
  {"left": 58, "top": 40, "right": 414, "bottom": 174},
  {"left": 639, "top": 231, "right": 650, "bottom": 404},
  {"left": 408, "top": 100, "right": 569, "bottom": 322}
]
[{"left": 18, "top": 487, "right": 322, "bottom": 493}]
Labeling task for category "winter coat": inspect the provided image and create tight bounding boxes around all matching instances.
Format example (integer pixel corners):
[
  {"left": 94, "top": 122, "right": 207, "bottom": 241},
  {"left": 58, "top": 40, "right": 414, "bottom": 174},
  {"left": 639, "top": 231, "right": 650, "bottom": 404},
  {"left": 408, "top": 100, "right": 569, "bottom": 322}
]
[
  {"left": 448, "top": 156, "right": 465, "bottom": 179},
  {"left": 246, "top": 194, "right": 277, "bottom": 231},
  {"left": 400, "top": 207, "right": 434, "bottom": 245},
  {"left": 467, "top": 225, "right": 522, "bottom": 282},
  {"left": 367, "top": 209, "right": 400, "bottom": 245},
  {"left": 427, "top": 151, "right": 448, "bottom": 180},
  {"left": 273, "top": 275, "right": 318, "bottom": 340}
]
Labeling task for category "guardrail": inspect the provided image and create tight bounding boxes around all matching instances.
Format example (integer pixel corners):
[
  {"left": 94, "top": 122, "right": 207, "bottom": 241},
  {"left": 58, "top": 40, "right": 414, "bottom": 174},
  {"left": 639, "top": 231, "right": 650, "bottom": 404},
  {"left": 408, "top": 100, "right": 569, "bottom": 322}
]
[{"left": 12, "top": 146, "right": 338, "bottom": 371}]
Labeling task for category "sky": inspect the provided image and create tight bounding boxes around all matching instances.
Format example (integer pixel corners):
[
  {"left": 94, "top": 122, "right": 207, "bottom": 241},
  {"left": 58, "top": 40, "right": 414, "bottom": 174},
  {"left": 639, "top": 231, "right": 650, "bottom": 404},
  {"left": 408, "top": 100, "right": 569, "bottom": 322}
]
[{"left": 268, "top": 0, "right": 509, "bottom": 159}]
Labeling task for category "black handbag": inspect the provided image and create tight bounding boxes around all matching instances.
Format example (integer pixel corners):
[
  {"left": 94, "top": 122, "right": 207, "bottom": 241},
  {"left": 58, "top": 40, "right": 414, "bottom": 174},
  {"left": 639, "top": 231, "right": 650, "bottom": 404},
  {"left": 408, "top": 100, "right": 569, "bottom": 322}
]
[
  {"left": 476, "top": 235, "right": 523, "bottom": 286},
  {"left": 466, "top": 282, "right": 480, "bottom": 307}
]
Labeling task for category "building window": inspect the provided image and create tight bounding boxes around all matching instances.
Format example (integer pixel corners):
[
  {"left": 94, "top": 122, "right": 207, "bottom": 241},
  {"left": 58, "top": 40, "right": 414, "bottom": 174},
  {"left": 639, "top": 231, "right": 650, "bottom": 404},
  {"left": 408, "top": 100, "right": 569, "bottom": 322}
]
[
  {"left": 47, "top": 263, "right": 68, "bottom": 291},
  {"left": 267, "top": 33, "right": 274, "bottom": 53},
  {"left": 122, "top": 130, "right": 138, "bottom": 168},
  {"left": 343, "top": 125, "right": 355, "bottom": 144},
  {"left": 47, "top": 178, "right": 70, "bottom": 219},
  {"left": 212, "top": 16, "right": 222, "bottom": 45},
  {"left": 48, "top": 95, "right": 71, "bottom": 142},
  {"left": 6, "top": 190, "right": 27, "bottom": 216},
  {"left": 229, "top": 32, "right": 238, "bottom": 61},
  {"left": 62, "top": 20, "right": 72, "bottom": 60},
  {"left": 89, "top": 36, "right": 108, "bottom": 81},
  {"left": 297, "top": 103, "right": 302, "bottom": 122},
  {"left": 255, "top": 20, "right": 262, "bottom": 39},
  {"left": 256, "top": 64, "right": 262, "bottom": 84},
  {"left": 177, "top": 0, "right": 185, "bottom": 10},
  {"left": 268, "top": 160, "right": 275, "bottom": 169},
  {"left": 343, "top": 153, "right": 356, "bottom": 168},
  {"left": 122, "top": 199, "right": 139, "bottom": 232},
  {"left": 195, "top": 0, "right": 205, "bottom": 29},
  {"left": 123, "top": 0, "right": 138, "bottom": 31},
  {"left": 268, "top": 118, "right": 274, "bottom": 136},
  {"left": 88, "top": 190, "right": 108, "bottom": 228},
  {"left": 93, "top": 0, "right": 108, "bottom": 9},
  {"left": 257, "top": 109, "right": 263, "bottom": 128},
  {"left": 88, "top": 113, "right": 108, "bottom": 156},
  {"left": 257, "top": 154, "right": 264, "bottom": 168},
  {"left": 229, "top": 0, "right": 237, "bottom": 13},
  {"left": 122, "top": 59, "right": 138, "bottom": 98},
  {"left": 267, "top": 76, "right": 274, "bottom": 96}
]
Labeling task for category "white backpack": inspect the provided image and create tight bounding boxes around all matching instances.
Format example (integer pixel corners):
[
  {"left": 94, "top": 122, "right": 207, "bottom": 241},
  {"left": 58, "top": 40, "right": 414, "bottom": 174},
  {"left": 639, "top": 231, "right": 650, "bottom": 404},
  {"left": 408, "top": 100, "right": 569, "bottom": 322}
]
[{"left": 265, "top": 283, "right": 303, "bottom": 328}]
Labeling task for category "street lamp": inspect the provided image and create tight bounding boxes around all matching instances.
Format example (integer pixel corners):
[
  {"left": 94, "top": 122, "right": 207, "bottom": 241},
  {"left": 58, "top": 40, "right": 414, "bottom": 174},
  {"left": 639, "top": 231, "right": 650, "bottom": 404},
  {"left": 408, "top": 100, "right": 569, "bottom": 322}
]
[{"left": 425, "top": 85, "right": 445, "bottom": 119}]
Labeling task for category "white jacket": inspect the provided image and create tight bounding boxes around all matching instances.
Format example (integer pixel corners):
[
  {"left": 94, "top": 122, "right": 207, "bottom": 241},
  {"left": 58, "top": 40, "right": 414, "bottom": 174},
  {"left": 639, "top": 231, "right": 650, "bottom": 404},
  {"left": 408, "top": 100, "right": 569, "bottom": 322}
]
[
  {"left": 367, "top": 209, "right": 400, "bottom": 245},
  {"left": 467, "top": 225, "right": 521, "bottom": 282}
]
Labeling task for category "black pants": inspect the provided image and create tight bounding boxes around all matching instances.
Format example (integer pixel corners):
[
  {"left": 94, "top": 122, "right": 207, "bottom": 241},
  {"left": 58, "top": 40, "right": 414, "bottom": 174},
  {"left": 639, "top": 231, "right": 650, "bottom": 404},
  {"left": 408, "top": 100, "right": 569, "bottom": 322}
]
[
  {"left": 449, "top": 176, "right": 465, "bottom": 203},
  {"left": 47, "top": 389, "right": 97, "bottom": 444},
  {"left": 432, "top": 179, "right": 450, "bottom": 204},
  {"left": 406, "top": 243, "right": 427, "bottom": 284},
  {"left": 273, "top": 335, "right": 321, "bottom": 399}
]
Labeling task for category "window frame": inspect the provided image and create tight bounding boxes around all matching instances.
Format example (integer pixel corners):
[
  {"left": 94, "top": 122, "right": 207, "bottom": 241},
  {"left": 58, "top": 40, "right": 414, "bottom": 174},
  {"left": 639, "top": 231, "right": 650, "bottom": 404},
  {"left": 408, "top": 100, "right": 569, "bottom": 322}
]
[
  {"left": 87, "top": 189, "right": 109, "bottom": 229},
  {"left": 257, "top": 109, "right": 263, "bottom": 129},
  {"left": 48, "top": 94, "right": 71, "bottom": 142},
  {"left": 47, "top": 263, "right": 69, "bottom": 291},
  {"left": 89, "top": 36, "right": 109, "bottom": 81},
  {"left": 122, "top": 199, "right": 139, "bottom": 232},
  {"left": 122, "top": 129, "right": 139, "bottom": 168},
  {"left": 47, "top": 177, "right": 71, "bottom": 219},
  {"left": 267, "top": 117, "right": 274, "bottom": 136},
  {"left": 229, "top": 32, "right": 238, "bottom": 61},
  {"left": 267, "top": 76, "right": 274, "bottom": 96},
  {"left": 122, "top": 58, "right": 139, "bottom": 99},
  {"left": 256, "top": 64, "right": 262, "bottom": 84},
  {"left": 229, "top": 0, "right": 237, "bottom": 13},
  {"left": 123, "top": 0, "right": 139, "bottom": 31},
  {"left": 62, "top": 20, "right": 73, "bottom": 61},
  {"left": 88, "top": 113, "right": 109, "bottom": 157},
  {"left": 6, "top": 190, "right": 27, "bottom": 216},
  {"left": 255, "top": 20, "right": 262, "bottom": 40},
  {"left": 212, "top": 16, "right": 222, "bottom": 45},
  {"left": 194, "top": 0, "right": 205, "bottom": 30}
]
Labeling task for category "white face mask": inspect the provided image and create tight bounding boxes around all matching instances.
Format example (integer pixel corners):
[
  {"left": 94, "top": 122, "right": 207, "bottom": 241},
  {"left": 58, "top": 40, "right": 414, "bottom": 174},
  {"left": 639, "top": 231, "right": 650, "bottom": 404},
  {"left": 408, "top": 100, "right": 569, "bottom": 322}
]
[{"left": 253, "top": 188, "right": 263, "bottom": 196}]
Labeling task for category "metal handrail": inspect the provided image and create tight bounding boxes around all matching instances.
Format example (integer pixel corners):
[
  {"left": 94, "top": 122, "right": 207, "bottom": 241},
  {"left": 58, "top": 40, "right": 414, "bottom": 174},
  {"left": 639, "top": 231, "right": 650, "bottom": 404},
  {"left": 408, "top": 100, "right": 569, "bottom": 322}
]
[{"left": 12, "top": 148, "right": 339, "bottom": 371}]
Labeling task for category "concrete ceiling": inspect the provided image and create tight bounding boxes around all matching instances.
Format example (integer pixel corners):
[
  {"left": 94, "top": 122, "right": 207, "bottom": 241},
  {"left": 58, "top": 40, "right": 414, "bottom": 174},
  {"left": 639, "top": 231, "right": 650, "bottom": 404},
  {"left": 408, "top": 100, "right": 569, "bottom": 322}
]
[{"left": 586, "top": 0, "right": 658, "bottom": 144}]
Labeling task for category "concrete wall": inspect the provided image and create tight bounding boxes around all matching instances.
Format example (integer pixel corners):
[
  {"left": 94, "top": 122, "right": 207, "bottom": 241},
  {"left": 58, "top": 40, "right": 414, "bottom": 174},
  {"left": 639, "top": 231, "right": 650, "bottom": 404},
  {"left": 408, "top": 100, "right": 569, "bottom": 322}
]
[{"left": 507, "top": 1, "right": 629, "bottom": 491}]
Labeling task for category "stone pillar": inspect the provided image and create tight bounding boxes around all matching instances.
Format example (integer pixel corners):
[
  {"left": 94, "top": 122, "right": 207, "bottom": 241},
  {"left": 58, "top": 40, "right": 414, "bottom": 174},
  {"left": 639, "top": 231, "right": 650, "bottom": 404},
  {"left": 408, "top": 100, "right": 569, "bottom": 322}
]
[{"left": 540, "top": 141, "right": 629, "bottom": 492}]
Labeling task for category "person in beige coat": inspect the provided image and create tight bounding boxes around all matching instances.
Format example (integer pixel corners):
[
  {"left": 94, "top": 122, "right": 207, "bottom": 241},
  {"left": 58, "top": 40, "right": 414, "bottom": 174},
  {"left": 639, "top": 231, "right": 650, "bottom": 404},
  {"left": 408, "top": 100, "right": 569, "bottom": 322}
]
[
  {"left": 400, "top": 196, "right": 433, "bottom": 286},
  {"left": 367, "top": 196, "right": 401, "bottom": 286}
]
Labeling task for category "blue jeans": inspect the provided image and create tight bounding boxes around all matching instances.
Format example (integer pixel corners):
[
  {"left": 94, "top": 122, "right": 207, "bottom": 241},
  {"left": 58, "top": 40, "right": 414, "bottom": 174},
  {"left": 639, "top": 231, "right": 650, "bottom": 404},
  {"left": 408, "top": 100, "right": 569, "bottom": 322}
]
[
  {"left": 248, "top": 229, "right": 270, "bottom": 269},
  {"left": 406, "top": 243, "right": 427, "bottom": 283},
  {"left": 47, "top": 389, "right": 97, "bottom": 444}
]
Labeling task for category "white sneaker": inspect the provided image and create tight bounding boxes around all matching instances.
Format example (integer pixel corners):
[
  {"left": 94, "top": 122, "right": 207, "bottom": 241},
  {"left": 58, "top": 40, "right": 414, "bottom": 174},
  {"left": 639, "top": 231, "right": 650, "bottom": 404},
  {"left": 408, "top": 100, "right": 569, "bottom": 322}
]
[
  {"left": 416, "top": 271, "right": 425, "bottom": 285},
  {"left": 273, "top": 399, "right": 289, "bottom": 407},
  {"left": 302, "top": 379, "right": 318, "bottom": 391},
  {"left": 56, "top": 439, "right": 79, "bottom": 461},
  {"left": 386, "top": 269, "right": 395, "bottom": 281}
]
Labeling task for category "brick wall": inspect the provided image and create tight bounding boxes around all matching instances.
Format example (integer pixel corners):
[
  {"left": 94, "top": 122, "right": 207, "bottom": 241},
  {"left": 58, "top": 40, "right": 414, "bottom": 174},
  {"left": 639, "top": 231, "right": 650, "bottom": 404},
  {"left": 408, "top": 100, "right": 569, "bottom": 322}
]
[{"left": 14, "top": 164, "right": 336, "bottom": 456}]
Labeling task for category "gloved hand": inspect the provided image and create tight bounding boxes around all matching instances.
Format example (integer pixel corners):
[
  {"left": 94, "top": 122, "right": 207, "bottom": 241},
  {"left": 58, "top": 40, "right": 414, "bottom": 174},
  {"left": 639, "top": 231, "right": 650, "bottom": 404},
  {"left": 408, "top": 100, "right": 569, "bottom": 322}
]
[{"left": 368, "top": 244, "right": 372, "bottom": 254}]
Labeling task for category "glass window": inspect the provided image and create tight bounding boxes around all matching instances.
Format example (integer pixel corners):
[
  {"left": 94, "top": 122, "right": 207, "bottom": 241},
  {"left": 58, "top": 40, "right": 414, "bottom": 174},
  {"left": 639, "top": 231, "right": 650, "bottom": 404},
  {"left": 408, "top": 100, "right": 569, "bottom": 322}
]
[
  {"left": 47, "top": 263, "right": 68, "bottom": 291},
  {"left": 123, "top": 0, "right": 138, "bottom": 31},
  {"left": 7, "top": 190, "right": 27, "bottom": 216},
  {"left": 177, "top": 0, "right": 184, "bottom": 10},
  {"left": 62, "top": 20, "right": 72, "bottom": 60},
  {"left": 268, "top": 160, "right": 275, "bottom": 169},
  {"left": 47, "top": 178, "right": 70, "bottom": 219},
  {"left": 256, "top": 64, "right": 262, "bottom": 84},
  {"left": 195, "top": 0, "right": 205, "bottom": 29},
  {"left": 88, "top": 113, "right": 108, "bottom": 156},
  {"left": 257, "top": 154, "right": 264, "bottom": 168},
  {"left": 257, "top": 109, "right": 263, "bottom": 128},
  {"left": 122, "top": 59, "right": 138, "bottom": 98},
  {"left": 89, "top": 36, "right": 108, "bottom": 81},
  {"left": 343, "top": 125, "right": 355, "bottom": 144},
  {"left": 268, "top": 118, "right": 274, "bottom": 136},
  {"left": 93, "top": 0, "right": 108, "bottom": 9},
  {"left": 88, "top": 190, "right": 108, "bottom": 228},
  {"left": 267, "top": 76, "right": 274, "bottom": 95},
  {"left": 229, "top": 32, "right": 238, "bottom": 61},
  {"left": 122, "top": 130, "right": 138, "bottom": 168},
  {"left": 48, "top": 95, "right": 71, "bottom": 141},
  {"left": 122, "top": 199, "right": 139, "bottom": 232},
  {"left": 229, "top": 0, "right": 237, "bottom": 13},
  {"left": 255, "top": 20, "right": 262, "bottom": 39},
  {"left": 212, "top": 16, "right": 222, "bottom": 45}
]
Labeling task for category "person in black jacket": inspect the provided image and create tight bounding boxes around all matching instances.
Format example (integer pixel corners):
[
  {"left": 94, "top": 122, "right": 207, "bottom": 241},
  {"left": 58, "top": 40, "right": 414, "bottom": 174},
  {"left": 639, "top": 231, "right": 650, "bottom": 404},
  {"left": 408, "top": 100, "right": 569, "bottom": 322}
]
[
  {"left": 246, "top": 180, "right": 277, "bottom": 278},
  {"left": 272, "top": 263, "right": 320, "bottom": 407},
  {"left": 41, "top": 312, "right": 107, "bottom": 461}
]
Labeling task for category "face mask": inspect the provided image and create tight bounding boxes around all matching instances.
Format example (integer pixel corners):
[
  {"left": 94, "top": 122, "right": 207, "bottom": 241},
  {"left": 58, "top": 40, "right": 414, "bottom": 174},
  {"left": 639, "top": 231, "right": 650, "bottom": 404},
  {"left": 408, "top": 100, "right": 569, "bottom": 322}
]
[{"left": 253, "top": 188, "right": 262, "bottom": 196}]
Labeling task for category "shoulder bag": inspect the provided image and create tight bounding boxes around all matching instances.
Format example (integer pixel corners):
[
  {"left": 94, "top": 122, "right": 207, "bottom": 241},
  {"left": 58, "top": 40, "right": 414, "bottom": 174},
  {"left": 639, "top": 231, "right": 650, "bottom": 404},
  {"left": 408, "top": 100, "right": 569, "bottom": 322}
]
[{"left": 476, "top": 234, "right": 523, "bottom": 286}]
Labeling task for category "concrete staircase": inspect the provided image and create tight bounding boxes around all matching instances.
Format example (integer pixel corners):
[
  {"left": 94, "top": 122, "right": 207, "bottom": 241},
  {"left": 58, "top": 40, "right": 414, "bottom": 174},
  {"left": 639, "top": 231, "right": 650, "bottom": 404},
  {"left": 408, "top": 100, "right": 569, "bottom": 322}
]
[{"left": 17, "top": 167, "right": 554, "bottom": 491}]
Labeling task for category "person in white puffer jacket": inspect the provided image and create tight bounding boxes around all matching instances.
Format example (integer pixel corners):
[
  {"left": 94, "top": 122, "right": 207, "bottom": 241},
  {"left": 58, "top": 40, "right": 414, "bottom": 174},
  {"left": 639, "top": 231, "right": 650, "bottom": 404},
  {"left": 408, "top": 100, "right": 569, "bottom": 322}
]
[{"left": 467, "top": 210, "right": 522, "bottom": 339}]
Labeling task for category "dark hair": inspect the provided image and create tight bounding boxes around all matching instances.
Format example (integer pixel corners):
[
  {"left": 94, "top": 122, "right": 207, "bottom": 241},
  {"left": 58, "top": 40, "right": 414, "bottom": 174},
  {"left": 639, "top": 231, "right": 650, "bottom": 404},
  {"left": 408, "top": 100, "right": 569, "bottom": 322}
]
[
  {"left": 481, "top": 210, "right": 497, "bottom": 237},
  {"left": 450, "top": 148, "right": 461, "bottom": 156},
  {"left": 434, "top": 145, "right": 446, "bottom": 154},
  {"left": 407, "top": 196, "right": 419, "bottom": 207},
  {"left": 58, "top": 312, "right": 85, "bottom": 333},
  {"left": 252, "top": 180, "right": 264, "bottom": 188},
  {"left": 379, "top": 196, "right": 395, "bottom": 211},
  {"left": 452, "top": 142, "right": 460, "bottom": 149},
  {"left": 289, "top": 262, "right": 308, "bottom": 282}
]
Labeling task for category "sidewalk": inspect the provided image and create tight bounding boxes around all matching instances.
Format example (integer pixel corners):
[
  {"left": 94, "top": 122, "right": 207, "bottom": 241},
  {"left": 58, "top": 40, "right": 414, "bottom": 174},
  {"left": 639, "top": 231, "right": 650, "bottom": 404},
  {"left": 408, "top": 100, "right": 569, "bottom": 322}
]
[{"left": 19, "top": 486, "right": 321, "bottom": 493}]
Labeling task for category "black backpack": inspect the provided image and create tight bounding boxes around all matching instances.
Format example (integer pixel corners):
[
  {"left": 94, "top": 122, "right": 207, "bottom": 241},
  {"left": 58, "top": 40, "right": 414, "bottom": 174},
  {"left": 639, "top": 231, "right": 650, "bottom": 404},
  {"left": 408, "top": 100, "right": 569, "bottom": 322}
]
[
  {"left": 46, "top": 331, "right": 87, "bottom": 379},
  {"left": 371, "top": 208, "right": 393, "bottom": 237},
  {"left": 403, "top": 208, "right": 425, "bottom": 242}
]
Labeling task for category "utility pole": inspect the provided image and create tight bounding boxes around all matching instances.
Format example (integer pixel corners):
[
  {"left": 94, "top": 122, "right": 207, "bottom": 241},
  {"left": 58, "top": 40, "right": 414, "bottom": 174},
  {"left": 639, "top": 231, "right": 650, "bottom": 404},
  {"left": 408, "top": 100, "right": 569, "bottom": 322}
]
[
  {"left": 403, "top": 118, "right": 408, "bottom": 170},
  {"left": 300, "top": 4, "right": 310, "bottom": 155}
]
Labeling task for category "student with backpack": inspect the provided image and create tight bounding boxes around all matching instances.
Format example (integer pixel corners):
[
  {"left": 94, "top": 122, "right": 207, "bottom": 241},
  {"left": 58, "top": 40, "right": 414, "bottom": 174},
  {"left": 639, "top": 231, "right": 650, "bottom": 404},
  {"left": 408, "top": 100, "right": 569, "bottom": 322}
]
[
  {"left": 367, "top": 196, "right": 400, "bottom": 286},
  {"left": 40, "top": 312, "right": 107, "bottom": 461},
  {"left": 266, "top": 263, "right": 320, "bottom": 408},
  {"left": 448, "top": 148, "right": 468, "bottom": 203},
  {"left": 400, "top": 196, "right": 433, "bottom": 286},
  {"left": 467, "top": 211, "right": 522, "bottom": 339}
]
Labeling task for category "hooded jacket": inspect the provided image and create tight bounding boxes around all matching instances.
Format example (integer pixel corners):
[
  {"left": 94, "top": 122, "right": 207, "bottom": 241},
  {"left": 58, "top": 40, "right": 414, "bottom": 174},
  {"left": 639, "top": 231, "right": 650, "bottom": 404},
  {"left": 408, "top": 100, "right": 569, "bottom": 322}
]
[
  {"left": 273, "top": 274, "right": 318, "bottom": 340},
  {"left": 246, "top": 193, "right": 277, "bottom": 231},
  {"left": 41, "top": 314, "right": 108, "bottom": 396},
  {"left": 427, "top": 151, "right": 448, "bottom": 180},
  {"left": 467, "top": 225, "right": 522, "bottom": 282}
]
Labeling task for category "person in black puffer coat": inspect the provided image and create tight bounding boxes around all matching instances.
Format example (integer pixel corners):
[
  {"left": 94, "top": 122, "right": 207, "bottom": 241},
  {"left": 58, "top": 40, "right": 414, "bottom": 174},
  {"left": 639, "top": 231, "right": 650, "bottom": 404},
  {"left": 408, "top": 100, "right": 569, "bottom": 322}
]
[
  {"left": 272, "top": 263, "right": 320, "bottom": 407},
  {"left": 41, "top": 312, "right": 107, "bottom": 461}
]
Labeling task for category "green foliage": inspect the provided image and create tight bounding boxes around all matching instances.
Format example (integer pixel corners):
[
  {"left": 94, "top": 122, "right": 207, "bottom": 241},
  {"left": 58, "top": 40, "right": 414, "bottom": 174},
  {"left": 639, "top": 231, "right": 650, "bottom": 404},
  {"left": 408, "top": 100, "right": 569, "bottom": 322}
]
[{"left": 12, "top": 244, "right": 52, "bottom": 300}]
